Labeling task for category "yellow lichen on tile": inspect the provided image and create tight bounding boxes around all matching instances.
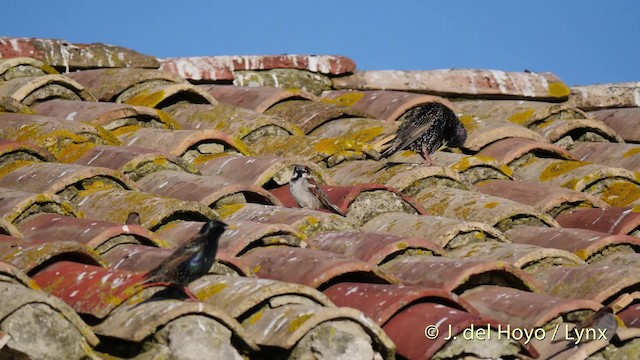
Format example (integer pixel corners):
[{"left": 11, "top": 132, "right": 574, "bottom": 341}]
[
  {"left": 575, "top": 249, "right": 589, "bottom": 260},
  {"left": 484, "top": 202, "right": 499, "bottom": 209},
  {"left": 508, "top": 108, "right": 536, "bottom": 125},
  {"left": 320, "top": 92, "right": 365, "bottom": 107},
  {"left": 623, "top": 147, "right": 640, "bottom": 158},
  {"left": 287, "top": 313, "right": 314, "bottom": 333},
  {"left": 216, "top": 203, "right": 245, "bottom": 219},
  {"left": 598, "top": 182, "right": 640, "bottom": 207},
  {"left": 195, "top": 283, "right": 229, "bottom": 300},
  {"left": 547, "top": 81, "right": 571, "bottom": 98},
  {"left": 458, "top": 114, "right": 479, "bottom": 132},
  {"left": 246, "top": 310, "right": 264, "bottom": 325},
  {"left": 396, "top": 241, "right": 408, "bottom": 250},
  {"left": 124, "top": 90, "right": 165, "bottom": 107},
  {"left": 539, "top": 161, "right": 589, "bottom": 182}
]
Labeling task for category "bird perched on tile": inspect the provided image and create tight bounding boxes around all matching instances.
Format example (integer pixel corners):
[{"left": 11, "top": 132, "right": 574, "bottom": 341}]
[
  {"left": 138, "top": 220, "right": 227, "bottom": 300},
  {"left": 380, "top": 102, "right": 467, "bottom": 166},
  {"left": 126, "top": 212, "right": 141, "bottom": 225},
  {"left": 289, "top": 165, "right": 346, "bottom": 216}
]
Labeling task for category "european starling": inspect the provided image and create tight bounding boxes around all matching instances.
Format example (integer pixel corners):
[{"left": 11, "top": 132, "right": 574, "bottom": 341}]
[
  {"left": 126, "top": 212, "right": 141, "bottom": 225},
  {"left": 380, "top": 102, "right": 467, "bottom": 166},
  {"left": 138, "top": 220, "right": 227, "bottom": 300},
  {"left": 289, "top": 165, "right": 346, "bottom": 216}
]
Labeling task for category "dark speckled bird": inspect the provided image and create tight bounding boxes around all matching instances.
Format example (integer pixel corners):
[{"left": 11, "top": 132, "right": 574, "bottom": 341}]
[
  {"left": 380, "top": 102, "right": 467, "bottom": 166},
  {"left": 139, "top": 220, "right": 227, "bottom": 300}
]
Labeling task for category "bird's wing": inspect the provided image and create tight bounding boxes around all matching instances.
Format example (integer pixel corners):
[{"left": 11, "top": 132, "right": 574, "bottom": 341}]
[
  {"left": 143, "top": 242, "right": 202, "bottom": 282},
  {"left": 307, "top": 179, "right": 346, "bottom": 216},
  {"left": 381, "top": 115, "right": 436, "bottom": 157}
]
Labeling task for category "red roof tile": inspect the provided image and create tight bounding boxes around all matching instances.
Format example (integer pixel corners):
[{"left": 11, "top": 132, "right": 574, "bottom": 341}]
[
  {"left": 159, "top": 55, "right": 356, "bottom": 81},
  {"left": 241, "top": 247, "right": 397, "bottom": 290},
  {"left": 201, "top": 84, "right": 317, "bottom": 112},
  {"left": 0, "top": 74, "right": 96, "bottom": 105},
  {"left": 589, "top": 107, "right": 640, "bottom": 143},
  {"left": 556, "top": 207, "right": 640, "bottom": 237},
  {"left": 0, "top": 37, "right": 159, "bottom": 70},
  {"left": 332, "top": 69, "right": 569, "bottom": 101}
]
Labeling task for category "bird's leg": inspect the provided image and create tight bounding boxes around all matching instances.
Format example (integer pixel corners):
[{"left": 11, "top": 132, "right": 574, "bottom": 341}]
[
  {"left": 179, "top": 285, "right": 199, "bottom": 302},
  {"left": 421, "top": 143, "right": 435, "bottom": 166}
]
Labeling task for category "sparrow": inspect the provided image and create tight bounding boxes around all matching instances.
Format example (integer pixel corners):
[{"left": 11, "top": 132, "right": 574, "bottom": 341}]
[
  {"left": 126, "top": 212, "right": 141, "bottom": 225},
  {"left": 289, "top": 165, "right": 346, "bottom": 216},
  {"left": 380, "top": 102, "right": 467, "bottom": 166},
  {"left": 138, "top": 220, "right": 227, "bottom": 300}
]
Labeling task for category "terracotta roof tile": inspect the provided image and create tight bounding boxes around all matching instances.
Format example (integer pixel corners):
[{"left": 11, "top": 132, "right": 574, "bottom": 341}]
[
  {"left": 534, "top": 118, "right": 623, "bottom": 145},
  {"left": 536, "top": 263, "right": 640, "bottom": 302},
  {"left": 461, "top": 285, "right": 601, "bottom": 328},
  {"left": 201, "top": 84, "right": 317, "bottom": 112},
  {"left": 568, "top": 82, "right": 640, "bottom": 110},
  {"left": 555, "top": 207, "right": 640, "bottom": 237},
  {"left": 241, "top": 247, "right": 397, "bottom": 290},
  {"left": 413, "top": 185, "right": 559, "bottom": 231},
  {"left": 191, "top": 275, "right": 333, "bottom": 318},
  {"left": 65, "top": 68, "right": 184, "bottom": 102},
  {"left": 332, "top": 69, "right": 569, "bottom": 100},
  {"left": 263, "top": 99, "right": 371, "bottom": 133},
  {"left": 0, "top": 74, "right": 96, "bottom": 105},
  {"left": 0, "top": 112, "right": 119, "bottom": 162},
  {"left": 239, "top": 303, "right": 394, "bottom": 358},
  {"left": 379, "top": 256, "right": 542, "bottom": 293},
  {"left": 123, "top": 82, "right": 217, "bottom": 109},
  {"left": 476, "top": 179, "right": 606, "bottom": 217},
  {"left": 362, "top": 212, "right": 508, "bottom": 249},
  {"left": 0, "top": 282, "right": 99, "bottom": 358},
  {"left": 459, "top": 115, "right": 546, "bottom": 151},
  {"left": 430, "top": 152, "right": 515, "bottom": 184},
  {"left": 73, "top": 188, "right": 216, "bottom": 231},
  {"left": 456, "top": 99, "right": 587, "bottom": 126},
  {"left": 0, "top": 57, "right": 58, "bottom": 81},
  {"left": 0, "top": 261, "right": 38, "bottom": 288},
  {"left": 18, "top": 213, "right": 166, "bottom": 252},
  {"left": 571, "top": 141, "right": 640, "bottom": 172},
  {"left": 380, "top": 301, "right": 537, "bottom": 359},
  {"left": 478, "top": 137, "right": 576, "bottom": 166},
  {"left": 449, "top": 242, "right": 584, "bottom": 273},
  {"left": 248, "top": 134, "right": 378, "bottom": 167},
  {"left": 136, "top": 170, "right": 281, "bottom": 208},
  {"left": 158, "top": 55, "right": 356, "bottom": 81},
  {"left": 589, "top": 107, "right": 640, "bottom": 143},
  {"left": 72, "top": 144, "right": 198, "bottom": 181},
  {"left": 0, "top": 187, "right": 80, "bottom": 225},
  {"left": 0, "top": 162, "right": 137, "bottom": 203},
  {"left": 0, "top": 95, "right": 34, "bottom": 113},
  {"left": 270, "top": 183, "right": 424, "bottom": 225},
  {"left": 306, "top": 231, "right": 445, "bottom": 265},
  {"left": 506, "top": 225, "right": 640, "bottom": 263},
  {"left": 32, "top": 99, "right": 180, "bottom": 133},
  {"left": 321, "top": 90, "right": 456, "bottom": 120},
  {"left": 325, "top": 159, "right": 468, "bottom": 193},
  {"left": 0, "top": 235, "right": 103, "bottom": 275},
  {"left": 99, "top": 303, "right": 259, "bottom": 358},
  {"left": 0, "top": 139, "right": 55, "bottom": 167},
  {"left": 233, "top": 68, "right": 332, "bottom": 96},
  {"left": 513, "top": 158, "right": 640, "bottom": 207},
  {"left": 117, "top": 128, "right": 253, "bottom": 161},
  {"left": 219, "top": 203, "right": 357, "bottom": 236},
  {"left": 0, "top": 37, "right": 159, "bottom": 71},
  {"left": 162, "top": 102, "right": 303, "bottom": 140},
  {"left": 196, "top": 154, "right": 329, "bottom": 187}
]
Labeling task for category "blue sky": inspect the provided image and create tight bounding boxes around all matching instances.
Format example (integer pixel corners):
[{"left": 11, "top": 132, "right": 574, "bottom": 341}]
[{"left": 3, "top": 1, "right": 638, "bottom": 86}]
